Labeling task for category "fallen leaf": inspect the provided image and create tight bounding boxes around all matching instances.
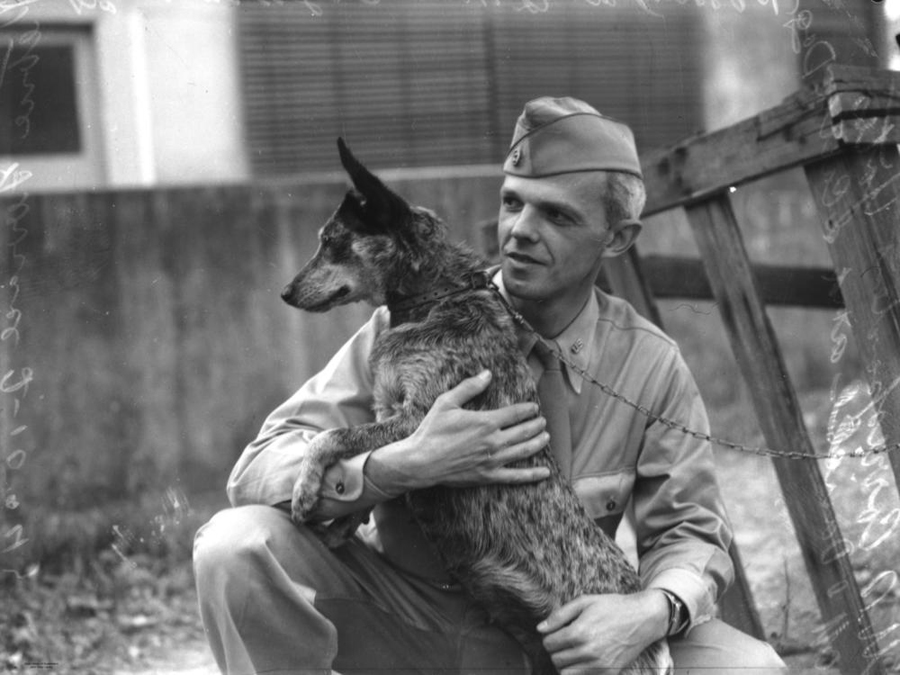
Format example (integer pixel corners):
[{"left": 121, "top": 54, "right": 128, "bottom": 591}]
[{"left": 117, "top": 614, "right": 159, "bottom": 633}]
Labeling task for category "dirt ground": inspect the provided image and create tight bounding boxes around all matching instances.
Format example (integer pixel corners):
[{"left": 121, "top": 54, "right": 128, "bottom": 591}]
[
  {"left": 115, "top": 643, "right": 218, "bottom": 675},
  {"left": 111, "top": 638, "right": 840, "bottom": 675}
]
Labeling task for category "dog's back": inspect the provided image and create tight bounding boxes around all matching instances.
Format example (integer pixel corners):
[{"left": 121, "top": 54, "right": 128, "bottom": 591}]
[{"left": 371, "top": 274, "right": 671, "bottom": 674}]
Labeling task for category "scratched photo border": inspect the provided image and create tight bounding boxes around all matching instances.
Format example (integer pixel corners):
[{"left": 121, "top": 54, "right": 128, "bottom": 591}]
[{"left": 2, "top": 0, "right": 900, "bottom": 672}]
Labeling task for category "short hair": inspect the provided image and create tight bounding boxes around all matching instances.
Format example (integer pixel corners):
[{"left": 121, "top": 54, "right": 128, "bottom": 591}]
[{"left": 603, "top": 171, "right": 646, "bottom": 225}]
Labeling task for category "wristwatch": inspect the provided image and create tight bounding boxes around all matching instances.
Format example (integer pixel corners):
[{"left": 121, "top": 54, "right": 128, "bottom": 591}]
[{"left": 660, "top": 589, "right": 688, "bottom": 636}]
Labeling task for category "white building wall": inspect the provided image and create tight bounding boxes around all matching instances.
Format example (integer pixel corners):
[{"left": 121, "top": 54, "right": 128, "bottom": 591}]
[
  {"left": 2, "top": 0, "right": 248, "bottom": 193},
  {"left": 139, "top": 0, "right": 248, "bottom": 185},
  {"left": 700, "top": 4, "right": 799, "bottom": 134}
]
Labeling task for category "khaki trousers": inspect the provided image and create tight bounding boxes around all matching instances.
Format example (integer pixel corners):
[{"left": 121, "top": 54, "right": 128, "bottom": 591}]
[{"left": 193, "top": 505, "right": 786, "bottom": 675}]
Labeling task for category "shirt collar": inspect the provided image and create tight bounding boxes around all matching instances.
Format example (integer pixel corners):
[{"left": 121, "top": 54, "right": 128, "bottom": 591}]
[{"left": 490, "top": 268, "right": 599, "bottom": 394}]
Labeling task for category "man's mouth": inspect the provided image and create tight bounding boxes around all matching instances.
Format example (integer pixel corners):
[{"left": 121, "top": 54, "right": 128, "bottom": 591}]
[{"left": 504, "top": 250, "right": 543, "bottom": 265}]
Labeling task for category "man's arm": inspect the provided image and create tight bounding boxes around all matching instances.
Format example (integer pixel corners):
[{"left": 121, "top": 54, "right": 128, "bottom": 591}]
[
  {"left": 227, "top": 308, "right": 386, "bottom": 510},
  {"left": 228, "top": 306, "right": 549, "bottom": 520},
  {"left": 540, "top": 346, "right": 732, "bottom": 671},
  {"left": 632, "top": 347, "right": 734, "bottom": 632},
  {"left": 311, "top": 371, "right": 549, "bottom": 519}
]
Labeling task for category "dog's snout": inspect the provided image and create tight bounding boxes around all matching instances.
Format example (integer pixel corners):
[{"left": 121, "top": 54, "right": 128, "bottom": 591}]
[{"left": 281, "top": 283, "right": 294, "bottom": 303}]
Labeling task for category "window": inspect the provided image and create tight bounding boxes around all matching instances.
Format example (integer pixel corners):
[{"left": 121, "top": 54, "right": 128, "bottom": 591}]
[{"left": 0, "top": 40, "right": 82, "bottom": 156}]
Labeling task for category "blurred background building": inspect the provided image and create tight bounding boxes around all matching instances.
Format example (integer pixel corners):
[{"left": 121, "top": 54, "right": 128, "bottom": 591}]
[{"left": 1, "top": 0, "right": 892, "bottom": 192}]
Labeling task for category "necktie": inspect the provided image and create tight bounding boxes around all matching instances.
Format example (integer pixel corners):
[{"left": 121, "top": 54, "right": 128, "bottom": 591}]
[{"left": 533, "top": 340, "right": 572, "bottom": 479}]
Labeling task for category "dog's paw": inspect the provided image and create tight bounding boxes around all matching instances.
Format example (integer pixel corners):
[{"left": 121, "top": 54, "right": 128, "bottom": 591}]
[
  {"left": 290, "top": 430, "right": 345, "bottom": 524},
  {"left": 291, "top": 461, "right": 324, "bottom": 524}
]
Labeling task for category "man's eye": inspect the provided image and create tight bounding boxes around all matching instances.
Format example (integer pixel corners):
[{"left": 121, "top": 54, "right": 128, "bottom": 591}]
[
  {"left": 546, "top": 209, "right": 569, "bottom": 224},
  {"left": 502, "top": 198, "right": 522, "bottom": 213}
]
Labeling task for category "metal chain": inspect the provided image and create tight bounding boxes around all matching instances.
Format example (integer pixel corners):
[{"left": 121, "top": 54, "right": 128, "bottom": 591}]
[{"left": 486, "top": 282, "right": 899, "bottom": 461}]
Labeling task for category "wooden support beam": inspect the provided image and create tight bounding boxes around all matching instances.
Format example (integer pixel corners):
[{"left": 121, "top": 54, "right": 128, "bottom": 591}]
[
  {"left": 602, "top": 248, "right": 664, "bottom": 327},
  {"left": 637, "top": 256, "right": 843, "bottom": 309},
  {"left": 805, "top": 144, "right": 900, "bottom": 492},
  {"left": 482, "top": 222, "right": 843, "bottom": 309},
  {"left": 642, "top": 65, "right": 900, "bottom": 216},
  {"left": 685, "top": 194, "right": 884, "bottom": 675}
]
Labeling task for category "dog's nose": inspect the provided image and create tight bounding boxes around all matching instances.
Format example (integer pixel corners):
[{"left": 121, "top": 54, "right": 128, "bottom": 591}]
[{"left": 281, "top": 284, "right": 294, "bottom": 302}]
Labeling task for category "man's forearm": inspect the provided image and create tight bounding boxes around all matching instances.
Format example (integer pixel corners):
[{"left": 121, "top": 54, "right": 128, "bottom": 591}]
[
  {"left": 303, "top": 372, "right": 548, "bottom": 521},
  {"left": 308, "top": 438, "right": 421, "bottom": 521}
]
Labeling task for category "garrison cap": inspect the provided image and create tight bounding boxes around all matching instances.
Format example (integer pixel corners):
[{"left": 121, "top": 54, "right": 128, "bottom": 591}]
[{"left": 503, "top": 97, "right": 642, "bottom": 179}]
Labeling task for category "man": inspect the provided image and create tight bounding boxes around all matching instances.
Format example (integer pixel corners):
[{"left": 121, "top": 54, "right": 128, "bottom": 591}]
[{"left": 194, "top": 97, "right": 786, "bottom": 674}]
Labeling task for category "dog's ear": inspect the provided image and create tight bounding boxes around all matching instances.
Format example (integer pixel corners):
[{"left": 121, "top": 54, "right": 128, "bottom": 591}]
[{"left": 337, "top": 137, "right": 412, "bottom": 234}]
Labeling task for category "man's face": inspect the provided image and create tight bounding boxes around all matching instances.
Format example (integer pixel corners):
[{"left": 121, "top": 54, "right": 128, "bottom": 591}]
[{"left": 498, "top": 172, "right": 611, "bottom": 306}]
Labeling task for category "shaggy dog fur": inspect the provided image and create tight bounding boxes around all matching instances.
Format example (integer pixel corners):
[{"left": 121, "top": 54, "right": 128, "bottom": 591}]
[{"left": 281, "top": 138, "right": 672, "bottom": 674}]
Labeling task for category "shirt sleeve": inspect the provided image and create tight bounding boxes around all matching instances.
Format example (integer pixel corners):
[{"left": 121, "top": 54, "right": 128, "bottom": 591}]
[
  {"left": 226, "top": 307, "right": 390, "bottom": 508},
  {"left": 632, "top": 346, "right": 735, "bottom": 634}
]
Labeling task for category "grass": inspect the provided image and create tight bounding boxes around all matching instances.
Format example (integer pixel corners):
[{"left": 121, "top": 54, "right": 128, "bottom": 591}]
[{"left": 0, "top": 490, "right": 225, "bottom": 673}]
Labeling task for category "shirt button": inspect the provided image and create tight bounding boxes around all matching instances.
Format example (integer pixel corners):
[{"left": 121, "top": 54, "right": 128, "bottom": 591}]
[
  {"left": 606, "top": 499, "right": 617, "bottom": 512},
  {"left": 335, "top": 482, "right": 345, "bottom": 495}
]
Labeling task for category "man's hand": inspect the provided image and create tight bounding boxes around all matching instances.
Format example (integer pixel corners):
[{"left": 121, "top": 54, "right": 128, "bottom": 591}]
[
  {"left": 368, "top": 370, "right": 550, "bottom": 492},
  {"left": 537, "top": 591, "right": 669, "bottom": 675}
]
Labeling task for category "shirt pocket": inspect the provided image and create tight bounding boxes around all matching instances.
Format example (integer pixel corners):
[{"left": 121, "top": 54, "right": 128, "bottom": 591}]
[{"left": 572, "top": 469, "right": 636, "bottom": 520}]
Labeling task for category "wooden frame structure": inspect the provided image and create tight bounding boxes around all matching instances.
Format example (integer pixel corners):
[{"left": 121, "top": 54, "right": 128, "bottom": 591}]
[{"left": 601, "top": 64, "right": 900, "bottom": 674}]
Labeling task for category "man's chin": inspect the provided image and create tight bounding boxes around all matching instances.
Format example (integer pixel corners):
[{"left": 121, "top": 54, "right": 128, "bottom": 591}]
[{"left": 501, "top": 268, "right": 547, "bottom": 303}]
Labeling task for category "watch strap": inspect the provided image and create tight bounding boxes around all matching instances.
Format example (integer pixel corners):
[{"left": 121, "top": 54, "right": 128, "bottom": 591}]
[{"left": 660, "top": 589, "right": 688, "bottom": 636}]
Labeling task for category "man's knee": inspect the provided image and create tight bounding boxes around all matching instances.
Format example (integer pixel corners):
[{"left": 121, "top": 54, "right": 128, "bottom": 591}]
[
  {"left": 193, "top": 505, "right": 311, "bottom": 600},
  {"left": 194, "top": 506, "right": 348, "bottom": 671},
  {"left": 671, "top": 619, "right": 787, "bottom": 673},
  {"left": 734, "top": 636, "right": 787, "bottom": 671}
]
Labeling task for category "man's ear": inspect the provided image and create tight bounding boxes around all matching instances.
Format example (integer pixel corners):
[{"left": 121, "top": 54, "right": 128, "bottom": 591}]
[{"left": 600, "top": 219, "right": 642, "bottom": 258}]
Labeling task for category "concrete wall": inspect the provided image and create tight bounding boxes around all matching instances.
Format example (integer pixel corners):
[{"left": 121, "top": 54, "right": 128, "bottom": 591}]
[{"left": 0, "top": 172, "right": 502, "bottom": 509}]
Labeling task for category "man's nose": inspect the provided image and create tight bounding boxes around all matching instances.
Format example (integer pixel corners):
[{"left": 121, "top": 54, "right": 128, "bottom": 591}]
[{"left": 509, "top": 205, "right": 540, "bottom": 241}]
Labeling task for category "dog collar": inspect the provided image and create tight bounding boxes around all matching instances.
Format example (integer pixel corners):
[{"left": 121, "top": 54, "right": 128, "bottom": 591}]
[{"left": 388, "top": 270, "right": 492, "bottom": 326}]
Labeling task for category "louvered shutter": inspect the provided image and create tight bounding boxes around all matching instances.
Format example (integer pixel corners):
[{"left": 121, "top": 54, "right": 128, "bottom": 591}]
[
  {"left": 487, "top": 2, "right": 703, "bottom": 155},
  {"left": 237, "top": 0, "right": 702, "bottom": 175},
  {"left": 238, "top": 0, "right": 494, "bottom": 173}
]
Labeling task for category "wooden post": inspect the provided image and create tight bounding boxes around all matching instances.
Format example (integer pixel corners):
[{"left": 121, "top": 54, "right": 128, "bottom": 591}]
[
  {"left": 685, "top": 194, "right": 884, "bottom": 675},
  {"left": 603, "top": 247, "right": 664, "bottom": 327},
  {"left": 805, "top": 145, "right": 900, "bottom": 490},
  {"left": 604, "top": 247, "right": 766, "bottom": 641}
]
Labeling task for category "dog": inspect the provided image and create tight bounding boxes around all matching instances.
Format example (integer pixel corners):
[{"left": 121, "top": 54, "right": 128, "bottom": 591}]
[{"left": 281, "top": 138, "right": 673, "bottom": 674}]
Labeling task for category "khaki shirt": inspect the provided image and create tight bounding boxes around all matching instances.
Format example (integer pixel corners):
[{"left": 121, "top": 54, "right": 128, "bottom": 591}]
[{"left": 228, "top": 276, "right": 734, "bottom": 634}]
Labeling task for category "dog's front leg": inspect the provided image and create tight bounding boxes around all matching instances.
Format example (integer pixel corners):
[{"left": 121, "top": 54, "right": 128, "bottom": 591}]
[{"left": 291, "top": 415, "right": 418, "bottom": 526}]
